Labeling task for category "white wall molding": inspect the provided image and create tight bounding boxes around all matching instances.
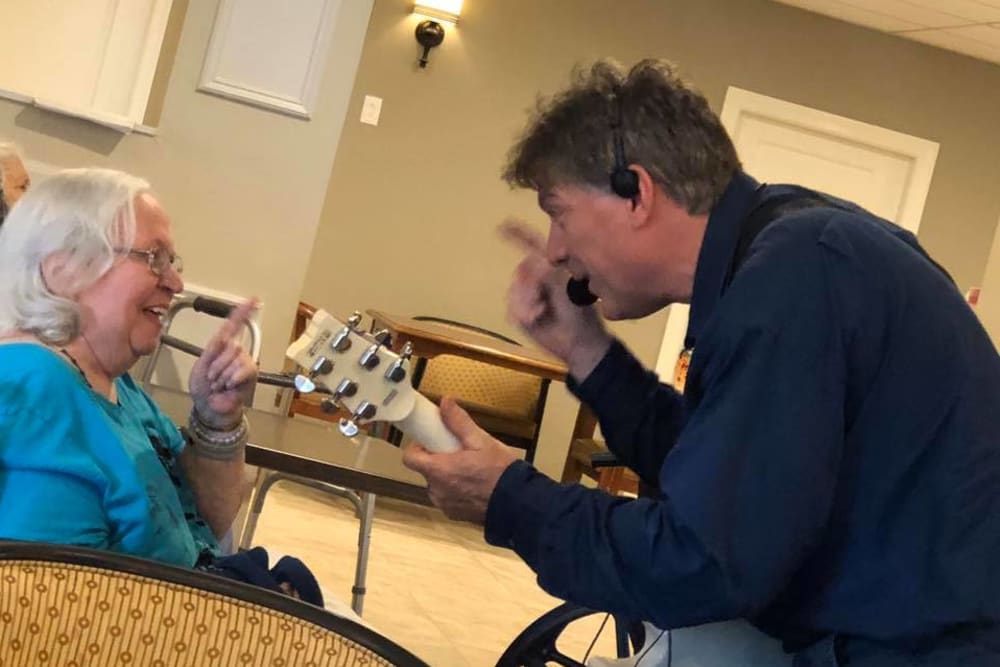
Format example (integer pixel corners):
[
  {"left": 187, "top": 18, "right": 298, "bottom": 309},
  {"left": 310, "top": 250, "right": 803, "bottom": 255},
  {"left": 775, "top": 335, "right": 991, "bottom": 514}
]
[
  {"left": 94, "top": 0, "right": 175, "bottom": 124},
  {"left": 0, "top": 0, "right": 173, "bottom": 132},
  {"left": 198, "top": 0, "right": 342, "bottom": 119}
]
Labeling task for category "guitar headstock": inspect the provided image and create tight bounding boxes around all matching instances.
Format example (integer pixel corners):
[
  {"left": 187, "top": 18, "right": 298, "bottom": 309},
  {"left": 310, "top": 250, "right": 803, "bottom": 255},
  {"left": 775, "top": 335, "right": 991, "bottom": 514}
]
[{"left": 285, "top": 309, "right": 418, "bottom": 437}]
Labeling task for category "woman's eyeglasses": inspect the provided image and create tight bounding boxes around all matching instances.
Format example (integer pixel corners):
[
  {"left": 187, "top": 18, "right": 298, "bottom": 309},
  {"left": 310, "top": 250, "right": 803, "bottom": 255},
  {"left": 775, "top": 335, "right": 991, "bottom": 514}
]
[{"left": 118, "top": 247, "right": 184, "bottom": 277}]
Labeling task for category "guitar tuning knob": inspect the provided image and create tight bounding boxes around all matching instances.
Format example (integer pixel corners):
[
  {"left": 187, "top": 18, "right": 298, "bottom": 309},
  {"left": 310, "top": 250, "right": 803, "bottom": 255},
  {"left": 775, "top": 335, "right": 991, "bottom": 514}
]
[
  {"left": 320, "top": 379, "right": 358, "bottom": 414},
  {"left": 351, "top": 401, "right": 377, "bottom": 422},
  {"left": 338, "top": 401, "right": 376, "bottom": 438},
  {"left": 333, "top": 378, "right": 358, "bottom": 401},
  {"left": 384, "top": 342, "right": 413, "bottom": 383},
  {"left": 311, "top": 357, "right": 333, "bottom": 376},
  {"left": 331, "top": 327, "right": 352, "bottom": 353},
  {"left": 331, "top": 313, "right": 363, "bottom": 353},
  {"left": 339, "top": 419, "right": 359, "bottom": 438},
  {"left": 359, "top": 329, "right": 391, "bottom": 370},
  {"left": 294, "top": 374, "right": 316, "bottom": 394},
  {"left": 359, "top": 346, "right": 380, "bottom": 370},
  {"left": 294, "top": 356, "right": 333, "bottom": 394}
]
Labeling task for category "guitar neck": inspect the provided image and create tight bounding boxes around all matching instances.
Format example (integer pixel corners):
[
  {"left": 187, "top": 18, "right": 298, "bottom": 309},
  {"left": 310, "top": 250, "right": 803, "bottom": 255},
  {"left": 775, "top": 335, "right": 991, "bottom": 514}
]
[{"left": 394, "top": 393, "right": 460, "bottom": 453}]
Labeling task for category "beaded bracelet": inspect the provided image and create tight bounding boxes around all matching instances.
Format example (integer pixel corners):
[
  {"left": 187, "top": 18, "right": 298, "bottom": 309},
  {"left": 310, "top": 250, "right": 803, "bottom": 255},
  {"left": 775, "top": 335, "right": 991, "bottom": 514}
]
[{"left": 186, "top": 409, "right": 249, "bottom": 461}]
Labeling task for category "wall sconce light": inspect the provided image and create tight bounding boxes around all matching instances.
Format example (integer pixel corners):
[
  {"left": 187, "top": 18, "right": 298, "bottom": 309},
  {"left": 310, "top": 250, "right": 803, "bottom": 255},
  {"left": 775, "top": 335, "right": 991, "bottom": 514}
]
[{"left": 413, "top": 0, "right": 462, "bottom": 68}]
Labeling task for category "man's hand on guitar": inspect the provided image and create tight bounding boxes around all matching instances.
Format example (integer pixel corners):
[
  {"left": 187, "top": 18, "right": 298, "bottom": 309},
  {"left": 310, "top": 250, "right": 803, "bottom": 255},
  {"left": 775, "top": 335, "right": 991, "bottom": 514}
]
[
  {"left": 501, "top": 219, "right": 612, "bottom": 381},
  {"left": 402, "top": 397, "right": 519, "bottom": 524}
]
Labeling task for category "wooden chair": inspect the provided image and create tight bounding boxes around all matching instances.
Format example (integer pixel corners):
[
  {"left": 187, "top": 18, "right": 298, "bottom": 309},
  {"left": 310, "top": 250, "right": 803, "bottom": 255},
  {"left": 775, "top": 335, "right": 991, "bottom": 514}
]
[
  {"left": 559, "top": 348, "right": 690, "bottom": 498},
  {"left": 562, "top": 437, "right": 640, "bottom": 496},
  {"left": 408, "top": 316, "right": 550, "bottom": 463},
  {"left": 0, "top": 540, "right": 429, "bottom": 666}
]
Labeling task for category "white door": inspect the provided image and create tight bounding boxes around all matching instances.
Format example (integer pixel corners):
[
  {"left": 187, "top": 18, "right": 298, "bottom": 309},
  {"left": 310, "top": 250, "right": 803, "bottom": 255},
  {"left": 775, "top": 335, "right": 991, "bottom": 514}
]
[{"left": 654, "top": 88, "right": 940, "bottom": 381}]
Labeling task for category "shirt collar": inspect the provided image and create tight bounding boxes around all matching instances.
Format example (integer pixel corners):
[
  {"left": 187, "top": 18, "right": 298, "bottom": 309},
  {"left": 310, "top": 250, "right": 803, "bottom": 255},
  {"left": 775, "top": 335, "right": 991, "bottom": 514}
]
[{"left": 684, "top": 171, "right": 761, "bottom": 349}]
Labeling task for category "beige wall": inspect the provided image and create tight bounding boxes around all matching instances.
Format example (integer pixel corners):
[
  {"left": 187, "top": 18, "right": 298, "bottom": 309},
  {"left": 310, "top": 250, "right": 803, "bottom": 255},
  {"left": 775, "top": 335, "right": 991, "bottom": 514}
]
[
  {"left": 304, "top": 0, "right": 1000, "bottom": 474},
  {"left": 4, "top": 0, "right": 998, "bottom": 475},
  {"left": 0, "top": 0, "right": 373, "bottom": 404},
  {"left": 977, "top": 220, "right": 1000, "bottom": 348}
]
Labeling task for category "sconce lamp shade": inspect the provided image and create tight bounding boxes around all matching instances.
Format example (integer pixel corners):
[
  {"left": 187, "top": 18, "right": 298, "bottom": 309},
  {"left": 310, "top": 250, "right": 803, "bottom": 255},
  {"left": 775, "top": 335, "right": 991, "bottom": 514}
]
[
  {"left": 414, "top": 0, "right": 462, "bottom": 24},
  {"left": 415, "top": 20, "right": 445, "bottom": 68}
]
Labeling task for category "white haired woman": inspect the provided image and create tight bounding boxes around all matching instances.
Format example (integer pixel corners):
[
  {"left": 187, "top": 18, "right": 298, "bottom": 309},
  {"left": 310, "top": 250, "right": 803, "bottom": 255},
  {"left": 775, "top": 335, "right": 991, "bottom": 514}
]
[
  {"left": 0, "top": 168, "right": 322, "bottom": 604},
  {"left": 0, "top": 141, "right": 30, "bottom": 225}
]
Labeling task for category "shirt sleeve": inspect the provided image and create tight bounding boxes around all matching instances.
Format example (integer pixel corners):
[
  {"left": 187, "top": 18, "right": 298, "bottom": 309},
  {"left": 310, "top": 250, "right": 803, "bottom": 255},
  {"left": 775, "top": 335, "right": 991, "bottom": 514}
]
[
  {"left": 568, "top": 339, "right": 686, "bottom": 485},
  {"left": 485, "top": 226, "right": 846, "bottom": 628},
  {"left": 0, "top": 404, "right": 112, "bottom": 550}
]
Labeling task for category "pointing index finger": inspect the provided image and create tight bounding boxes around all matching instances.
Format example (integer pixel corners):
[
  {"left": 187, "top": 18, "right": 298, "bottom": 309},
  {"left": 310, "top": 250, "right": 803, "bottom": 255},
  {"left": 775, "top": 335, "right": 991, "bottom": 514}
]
[
  {"left": 213, "top": 298, "right": 258, "bottom": 343},
  {"left": 498, "top": 217, "right": 546, "bottom": 255}
]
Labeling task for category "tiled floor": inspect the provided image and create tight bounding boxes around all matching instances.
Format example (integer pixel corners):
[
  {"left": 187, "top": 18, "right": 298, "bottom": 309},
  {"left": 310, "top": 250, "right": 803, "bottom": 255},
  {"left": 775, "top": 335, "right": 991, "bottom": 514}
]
[{"left": 248, "top": 476, "right": 622, "bottom": 666}]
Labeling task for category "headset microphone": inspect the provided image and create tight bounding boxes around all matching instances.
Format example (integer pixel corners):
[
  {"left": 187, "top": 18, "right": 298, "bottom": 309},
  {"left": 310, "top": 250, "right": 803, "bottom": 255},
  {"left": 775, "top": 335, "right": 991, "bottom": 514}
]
[{"left": 566, "top": 277, "right": 598, "bottom": 306}]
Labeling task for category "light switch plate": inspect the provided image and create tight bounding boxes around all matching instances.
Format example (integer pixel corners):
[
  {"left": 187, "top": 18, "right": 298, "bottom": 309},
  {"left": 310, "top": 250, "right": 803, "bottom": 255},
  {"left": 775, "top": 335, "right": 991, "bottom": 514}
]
[{"left": 361, "top": 95, "right": 382, "bottom": 126}]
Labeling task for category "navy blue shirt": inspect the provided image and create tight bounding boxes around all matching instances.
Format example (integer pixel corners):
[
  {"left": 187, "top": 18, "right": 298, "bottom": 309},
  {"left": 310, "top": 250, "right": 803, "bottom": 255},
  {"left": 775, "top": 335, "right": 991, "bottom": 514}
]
[{"left": 485, "top": 172, "right": 1000, "bottom": 663}]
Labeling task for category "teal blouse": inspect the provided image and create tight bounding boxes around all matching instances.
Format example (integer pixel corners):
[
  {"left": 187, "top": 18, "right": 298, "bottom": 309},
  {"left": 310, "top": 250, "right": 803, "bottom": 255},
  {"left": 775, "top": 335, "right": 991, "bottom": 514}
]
[{"left": 0, "top": 343, "right": 218, "bottom": 566}]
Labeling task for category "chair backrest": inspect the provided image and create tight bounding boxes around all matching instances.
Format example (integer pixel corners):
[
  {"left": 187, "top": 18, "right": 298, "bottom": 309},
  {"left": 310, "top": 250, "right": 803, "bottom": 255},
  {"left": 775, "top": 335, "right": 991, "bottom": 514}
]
[
  {"left": 139, "top": 293, "right": 262, "bottom": 389},
  {"left": 0, "top": 541, "right": 429, "bottom": 667},
  {"left": 410, "top": 316, "right": 551, "bottom": 462}
]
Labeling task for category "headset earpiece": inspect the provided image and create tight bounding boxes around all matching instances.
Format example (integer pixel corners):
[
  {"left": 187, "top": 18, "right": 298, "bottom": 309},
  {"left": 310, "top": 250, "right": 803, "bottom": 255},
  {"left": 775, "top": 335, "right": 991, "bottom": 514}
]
[{"left": 608, "top": 93, "right": 639, "bottom": 203}]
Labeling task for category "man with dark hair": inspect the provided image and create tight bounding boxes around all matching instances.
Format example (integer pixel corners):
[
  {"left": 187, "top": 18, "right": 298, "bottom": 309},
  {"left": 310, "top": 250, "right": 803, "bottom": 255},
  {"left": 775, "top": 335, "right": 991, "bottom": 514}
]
[{"left": 404, "top": 59, "right": 1000, "bottom": 664}]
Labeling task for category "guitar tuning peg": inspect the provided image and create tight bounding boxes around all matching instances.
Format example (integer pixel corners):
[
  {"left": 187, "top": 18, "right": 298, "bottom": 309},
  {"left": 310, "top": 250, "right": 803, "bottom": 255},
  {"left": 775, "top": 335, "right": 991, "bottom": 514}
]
[
  {"left": 331, "top": 326, "right": 353, "bottom": 353},
  {"left": 338, "top": 401, "right": 376, "bottom": 438},
  {"left": 319, "top": 378, "right": 358, "bottom": 414},
  {"left": 294, "top": 356, "right": 333, "bottom": 394},
  {"left": 311, "top": 357, "right": 333, "bottom": 376},
  {"left": 384, "top": 342, "right": 413, "bottom": 383},
  {"left": 330, "top": 312, "right": 364, "bottom": 354},
  {"left": 351, "top": 401, "right": 377, "bottom": 422},
  {"left": 360, "top": 332, "right": 390, "bottom": 370},
  {"left": 294, "top": 374, "right": 316, "bottom": 394},
  {"left": 338, "top": 419, "right": 359, "bottom": 438},
  {"left": 332, "top": 378, "right": 358, "bottom": 401}
]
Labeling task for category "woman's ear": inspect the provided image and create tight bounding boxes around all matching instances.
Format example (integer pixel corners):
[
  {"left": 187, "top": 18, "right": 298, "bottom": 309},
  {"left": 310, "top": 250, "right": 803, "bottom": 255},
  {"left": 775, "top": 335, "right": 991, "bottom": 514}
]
[{"left": 40, "top": 253, "right": 77, "bottom": 298}]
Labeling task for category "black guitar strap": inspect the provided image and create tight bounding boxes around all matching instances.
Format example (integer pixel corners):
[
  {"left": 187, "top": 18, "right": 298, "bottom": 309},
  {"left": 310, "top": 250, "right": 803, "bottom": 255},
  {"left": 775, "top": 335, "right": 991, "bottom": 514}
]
[
  {"left": 682, "top": 187, "right": 848, "bottom": 354},
  {"left": 725, "top": 186, "right": 849, "bottom": 293}
]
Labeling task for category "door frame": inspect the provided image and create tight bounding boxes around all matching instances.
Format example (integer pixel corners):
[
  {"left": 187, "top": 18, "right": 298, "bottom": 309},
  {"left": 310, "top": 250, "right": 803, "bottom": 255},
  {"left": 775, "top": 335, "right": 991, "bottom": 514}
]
[{"left": 654, "top": 87, "right": 939, "bottom": 380}]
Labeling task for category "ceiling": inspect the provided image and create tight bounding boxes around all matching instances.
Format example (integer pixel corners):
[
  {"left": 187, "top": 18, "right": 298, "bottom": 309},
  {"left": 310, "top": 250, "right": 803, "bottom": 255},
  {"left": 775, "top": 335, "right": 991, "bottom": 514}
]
[{"left": 773, "top": 0, "right": 1000, "bottom": 65}]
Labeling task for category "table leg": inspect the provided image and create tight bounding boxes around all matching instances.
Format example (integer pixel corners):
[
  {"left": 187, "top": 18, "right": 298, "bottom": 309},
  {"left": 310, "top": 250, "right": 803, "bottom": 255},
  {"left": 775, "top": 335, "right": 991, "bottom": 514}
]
[
  {"left": 561, "top": 405, "right": 599, "bottom": 482},
  {"left": 571, "top": 404, "right": 598, "bottom": 442},
  {"left": 351, "top": 492, "right": 377, "bottom": 615},
  {"left": 239, "top": 467, "right": 273, "bottom": 550}
]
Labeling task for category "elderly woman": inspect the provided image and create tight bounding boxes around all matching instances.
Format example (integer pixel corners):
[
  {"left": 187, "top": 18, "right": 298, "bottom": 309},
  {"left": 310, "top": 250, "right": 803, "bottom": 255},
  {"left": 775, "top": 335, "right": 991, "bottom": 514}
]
[
  {"left": 0, "top": 142, "right": 30, "bottom": 225},
  {"left": 0, "top": 168, "right": 320, "bottom": 603}
]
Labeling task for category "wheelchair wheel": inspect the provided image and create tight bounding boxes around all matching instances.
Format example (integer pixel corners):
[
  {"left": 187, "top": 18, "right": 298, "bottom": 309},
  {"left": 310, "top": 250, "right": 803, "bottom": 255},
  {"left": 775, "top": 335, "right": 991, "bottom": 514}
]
[{"left": 496, "top": 602, "right": 645, "bottom": 667}]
